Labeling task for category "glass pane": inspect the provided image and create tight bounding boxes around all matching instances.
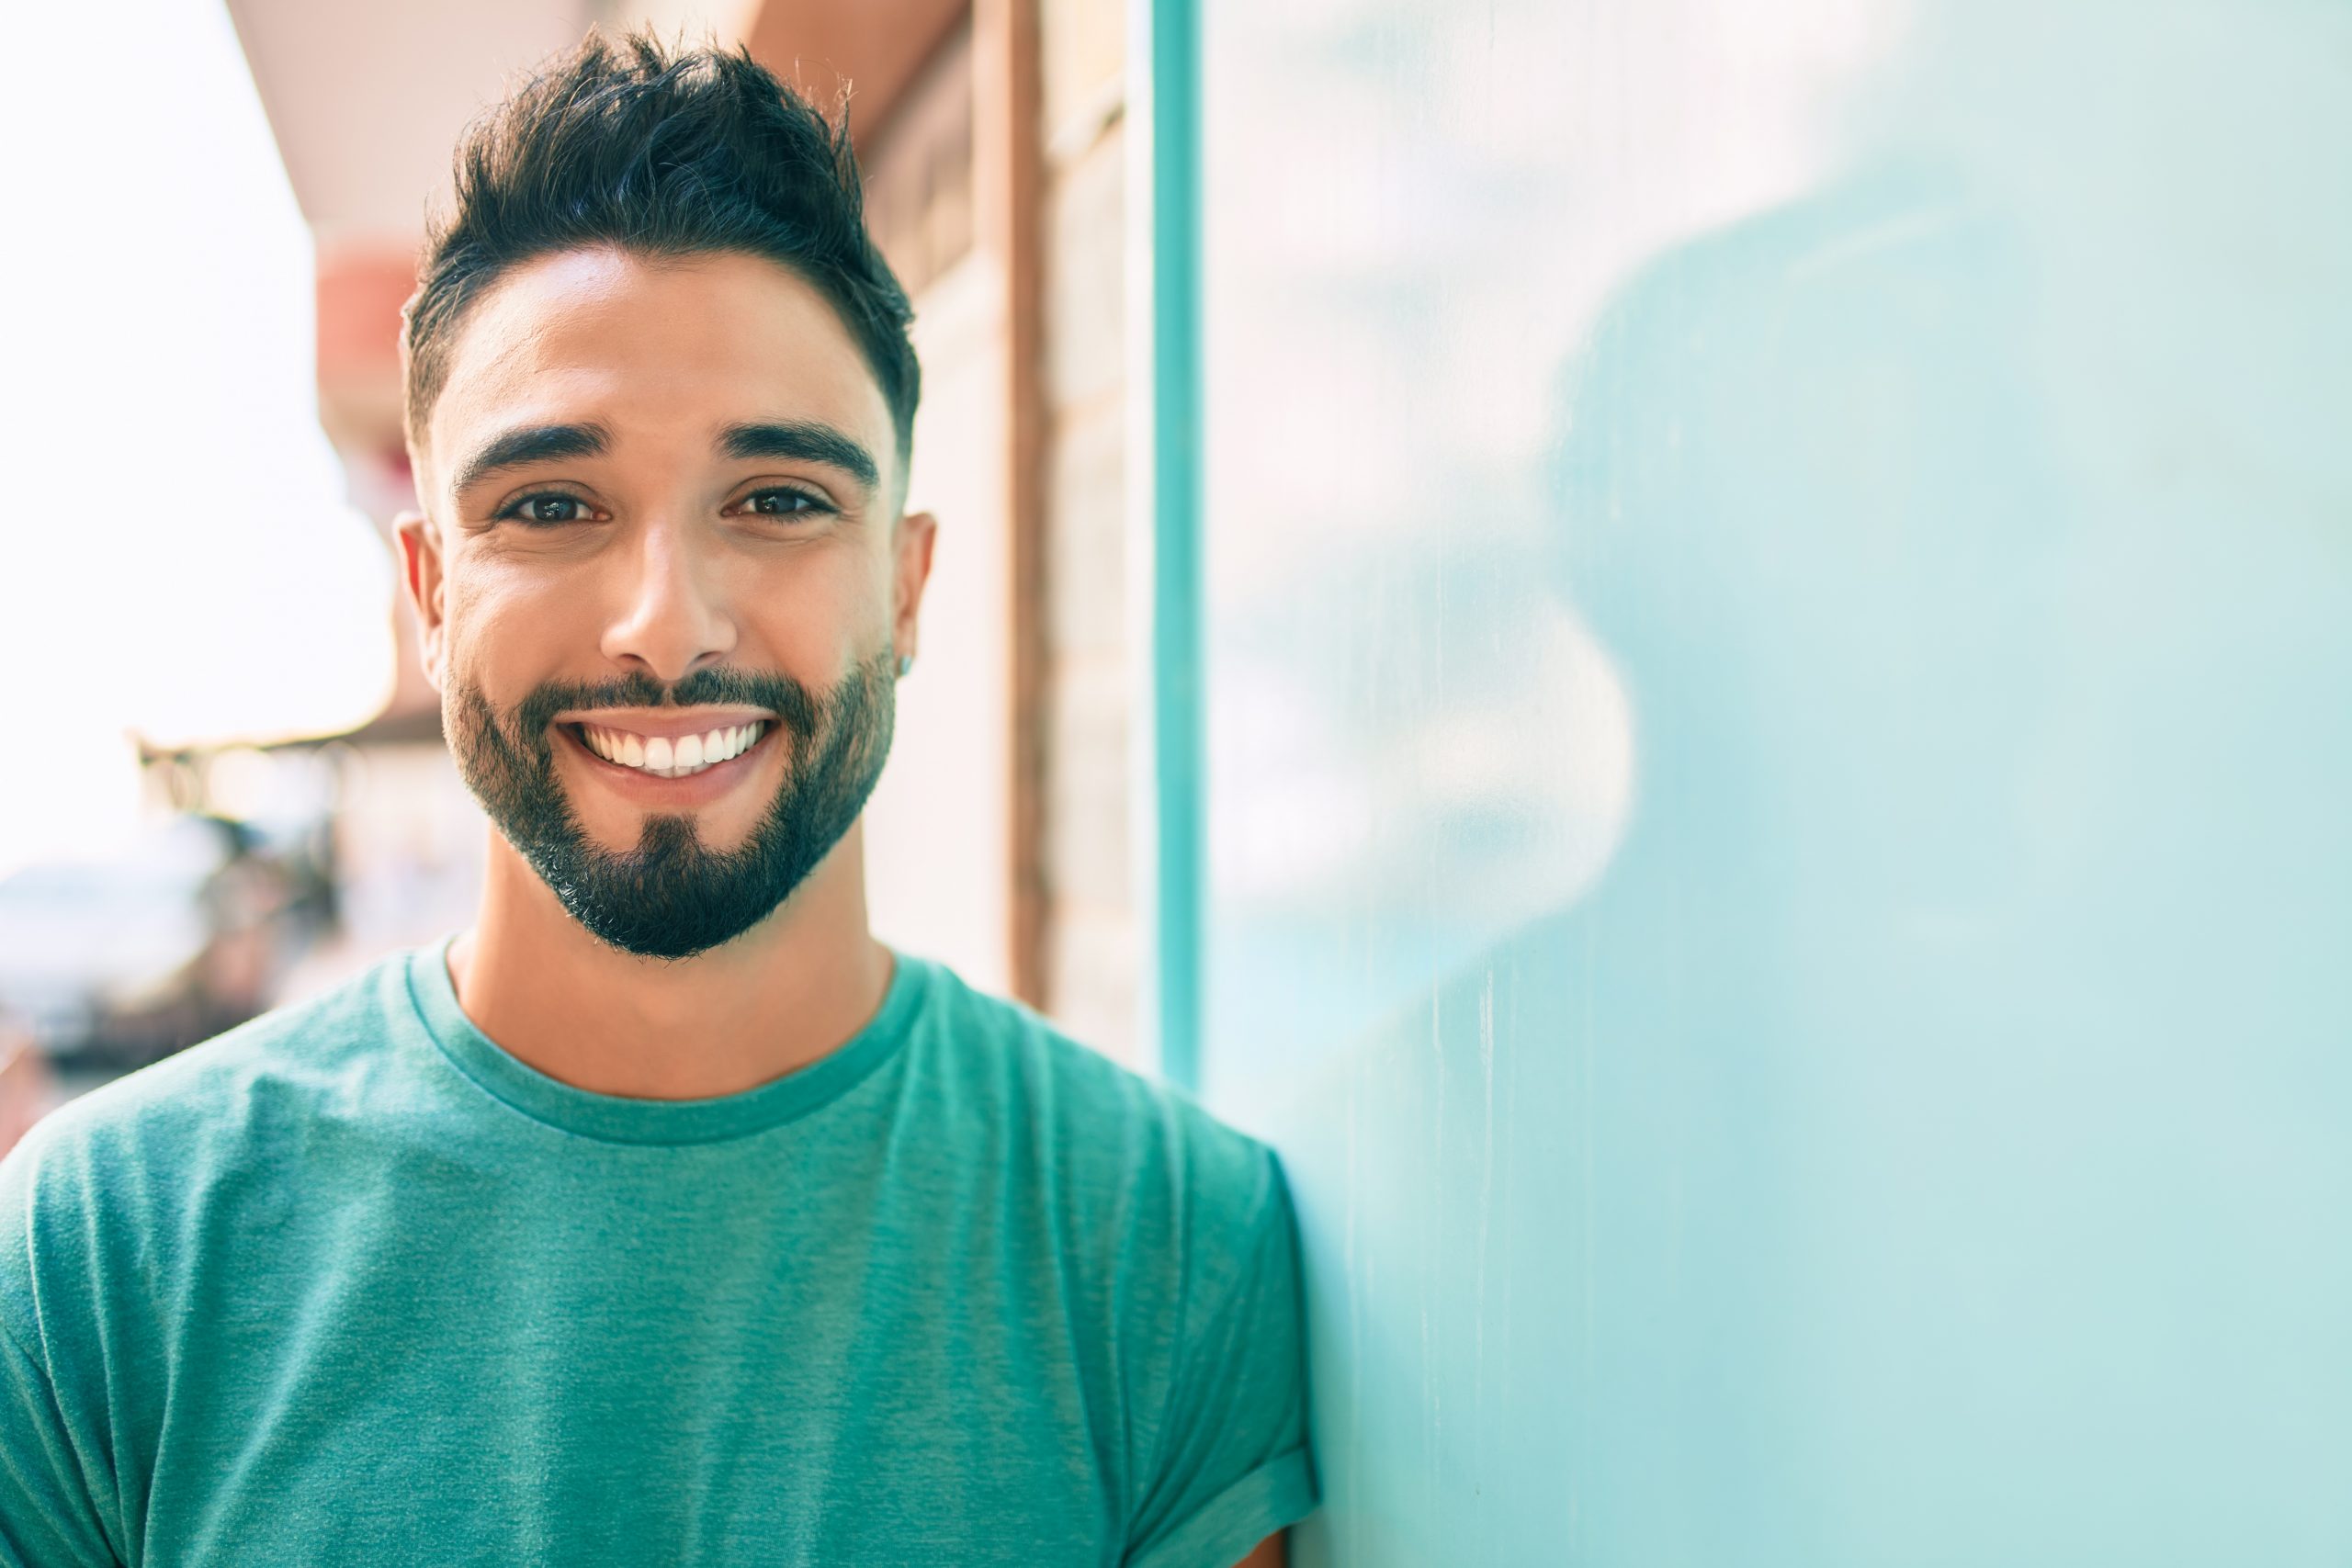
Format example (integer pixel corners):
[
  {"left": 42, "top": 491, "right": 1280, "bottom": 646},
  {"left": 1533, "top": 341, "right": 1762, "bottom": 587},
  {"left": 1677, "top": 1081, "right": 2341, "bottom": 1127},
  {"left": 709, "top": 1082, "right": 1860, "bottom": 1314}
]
[{"left": 1196, "top": 1, "right": 2352, "bottom": 1560}]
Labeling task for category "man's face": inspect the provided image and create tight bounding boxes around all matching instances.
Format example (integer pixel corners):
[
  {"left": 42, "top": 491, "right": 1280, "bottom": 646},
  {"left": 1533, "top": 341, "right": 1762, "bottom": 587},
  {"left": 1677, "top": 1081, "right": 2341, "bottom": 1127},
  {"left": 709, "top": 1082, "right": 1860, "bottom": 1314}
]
[{"left": 397, "top": 246, "right": 934, "bottom": 960}]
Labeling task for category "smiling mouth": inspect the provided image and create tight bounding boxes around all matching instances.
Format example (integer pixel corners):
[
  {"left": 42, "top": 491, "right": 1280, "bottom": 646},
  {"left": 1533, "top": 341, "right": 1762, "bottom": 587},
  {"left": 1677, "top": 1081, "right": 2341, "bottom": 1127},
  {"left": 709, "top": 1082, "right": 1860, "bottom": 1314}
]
[{"left": 568, "top": 720, "right": 770, "bottom": 779}]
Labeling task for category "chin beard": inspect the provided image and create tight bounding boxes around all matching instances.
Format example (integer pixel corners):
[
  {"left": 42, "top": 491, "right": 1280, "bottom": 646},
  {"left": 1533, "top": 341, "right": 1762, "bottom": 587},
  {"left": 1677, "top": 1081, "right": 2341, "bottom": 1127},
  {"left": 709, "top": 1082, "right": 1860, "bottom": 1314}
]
[{"left": 447, "top": 651, "right": 896, "bottom": 960}]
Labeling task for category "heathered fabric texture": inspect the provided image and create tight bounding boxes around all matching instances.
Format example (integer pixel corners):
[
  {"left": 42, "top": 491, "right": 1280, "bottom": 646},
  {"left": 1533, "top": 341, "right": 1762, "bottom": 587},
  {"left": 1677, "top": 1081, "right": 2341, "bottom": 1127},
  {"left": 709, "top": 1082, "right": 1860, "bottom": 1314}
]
[{"left": 0, "top": 940, "right": 1317, "bottom": 1565}]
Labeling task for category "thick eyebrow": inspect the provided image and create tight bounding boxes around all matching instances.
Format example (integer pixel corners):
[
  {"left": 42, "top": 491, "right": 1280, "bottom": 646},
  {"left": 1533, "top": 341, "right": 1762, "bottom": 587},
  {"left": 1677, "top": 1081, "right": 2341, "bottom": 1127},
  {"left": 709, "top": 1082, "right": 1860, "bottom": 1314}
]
[
  {"left": 449, "top": 422, "right": 611, "bottom": 498},
  {"left": 718, "top": 421, "right": 880, "bottom": 497}
]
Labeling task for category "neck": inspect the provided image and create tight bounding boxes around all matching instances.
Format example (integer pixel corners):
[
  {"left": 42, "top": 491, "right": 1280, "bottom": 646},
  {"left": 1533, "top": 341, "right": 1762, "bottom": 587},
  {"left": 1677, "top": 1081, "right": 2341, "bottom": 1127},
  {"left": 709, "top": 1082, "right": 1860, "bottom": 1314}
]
[{"left": 446, "top": 816, "right": 894, "bottom": 1100}]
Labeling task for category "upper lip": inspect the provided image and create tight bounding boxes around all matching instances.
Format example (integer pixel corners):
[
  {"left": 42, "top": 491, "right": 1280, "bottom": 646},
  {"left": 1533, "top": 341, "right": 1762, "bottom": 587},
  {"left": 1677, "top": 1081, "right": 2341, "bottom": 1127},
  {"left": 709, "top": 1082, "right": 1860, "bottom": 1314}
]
[{"left": 553, "top": 706, "right": 776, "bottom": 741}]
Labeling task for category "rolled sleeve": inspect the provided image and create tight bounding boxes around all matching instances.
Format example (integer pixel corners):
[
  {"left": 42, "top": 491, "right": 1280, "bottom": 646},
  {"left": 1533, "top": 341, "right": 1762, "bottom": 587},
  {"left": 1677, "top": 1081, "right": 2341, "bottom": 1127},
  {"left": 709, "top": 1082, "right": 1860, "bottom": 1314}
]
[{"left": 1123, "top": 1150, "right": 1319, "bottom": 1568}]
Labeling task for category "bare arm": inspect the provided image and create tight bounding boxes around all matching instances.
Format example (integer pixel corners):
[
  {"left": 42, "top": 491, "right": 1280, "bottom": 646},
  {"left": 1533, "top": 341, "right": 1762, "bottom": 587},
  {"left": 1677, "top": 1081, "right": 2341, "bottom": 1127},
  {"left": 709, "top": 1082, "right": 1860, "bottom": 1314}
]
[{"left": 1233, "top": 1529, "right": 1286, "bottom": 1568}]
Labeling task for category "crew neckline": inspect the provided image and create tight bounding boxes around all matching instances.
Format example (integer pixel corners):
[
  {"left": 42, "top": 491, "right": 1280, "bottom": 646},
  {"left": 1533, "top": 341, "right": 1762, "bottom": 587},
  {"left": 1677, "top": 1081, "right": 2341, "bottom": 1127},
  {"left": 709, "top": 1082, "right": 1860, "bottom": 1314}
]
[{"left": 404, "top": 934, "right": 929, "bottom": 1145}]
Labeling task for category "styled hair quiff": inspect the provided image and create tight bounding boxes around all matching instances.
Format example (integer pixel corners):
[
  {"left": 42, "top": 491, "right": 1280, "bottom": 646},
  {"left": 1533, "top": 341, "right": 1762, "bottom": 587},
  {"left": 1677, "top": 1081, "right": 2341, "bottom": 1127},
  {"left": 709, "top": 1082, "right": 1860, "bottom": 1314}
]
[{"left": 401, "top": 28, "right": 921, "bottom": 466}]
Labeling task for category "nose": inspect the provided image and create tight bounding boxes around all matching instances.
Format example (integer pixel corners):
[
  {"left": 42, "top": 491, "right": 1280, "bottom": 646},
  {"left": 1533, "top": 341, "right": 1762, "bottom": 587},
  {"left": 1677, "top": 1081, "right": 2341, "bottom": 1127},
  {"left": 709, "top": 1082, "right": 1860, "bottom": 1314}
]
[{"left": 597, "top": 516, "right": 739, "bottom": 683}]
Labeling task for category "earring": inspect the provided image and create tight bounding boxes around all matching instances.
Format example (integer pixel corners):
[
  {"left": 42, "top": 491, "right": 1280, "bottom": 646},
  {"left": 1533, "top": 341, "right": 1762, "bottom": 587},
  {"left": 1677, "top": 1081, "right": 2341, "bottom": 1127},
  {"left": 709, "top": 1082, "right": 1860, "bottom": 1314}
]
[{"left": 896, "top": 652, "right": 915, "bottom": 678}]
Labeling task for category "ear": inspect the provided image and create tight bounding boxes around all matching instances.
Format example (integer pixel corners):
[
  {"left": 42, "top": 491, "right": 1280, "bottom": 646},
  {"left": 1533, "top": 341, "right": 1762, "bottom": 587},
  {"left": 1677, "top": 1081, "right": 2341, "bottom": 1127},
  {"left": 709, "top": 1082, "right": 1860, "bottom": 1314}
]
[
  {"left": 393, "top": 508, "right": 449, "bottom": 694},
  {"left": 891, "top": 510, "right": 939, "bottom": 666}
]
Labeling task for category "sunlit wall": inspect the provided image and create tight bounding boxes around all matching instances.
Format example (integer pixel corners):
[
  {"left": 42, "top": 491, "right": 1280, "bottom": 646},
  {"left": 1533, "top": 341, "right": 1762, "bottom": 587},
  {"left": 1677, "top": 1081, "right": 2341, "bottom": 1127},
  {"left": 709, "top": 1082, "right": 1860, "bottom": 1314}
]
[{"left": 1193, "top": 0, "right": 2352, "bottom": 1560}]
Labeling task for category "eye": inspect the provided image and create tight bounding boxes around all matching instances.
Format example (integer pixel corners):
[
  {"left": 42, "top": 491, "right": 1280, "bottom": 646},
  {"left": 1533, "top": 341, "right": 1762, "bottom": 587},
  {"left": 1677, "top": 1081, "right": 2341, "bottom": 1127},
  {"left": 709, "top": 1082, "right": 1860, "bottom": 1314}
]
[
  {"left": 734, "top": 486, "right": 835, "bottom": 520},
  {"left": 496, "top": 491, "right": 596, "bottom": 526}
]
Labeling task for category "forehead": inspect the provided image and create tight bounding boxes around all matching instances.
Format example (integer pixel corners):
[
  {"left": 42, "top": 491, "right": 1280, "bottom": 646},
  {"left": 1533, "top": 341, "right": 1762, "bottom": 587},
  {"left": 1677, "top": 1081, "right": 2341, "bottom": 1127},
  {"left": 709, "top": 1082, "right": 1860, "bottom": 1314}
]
[{"left": 423, "top": 246, "right": 897, "bottom": 492}]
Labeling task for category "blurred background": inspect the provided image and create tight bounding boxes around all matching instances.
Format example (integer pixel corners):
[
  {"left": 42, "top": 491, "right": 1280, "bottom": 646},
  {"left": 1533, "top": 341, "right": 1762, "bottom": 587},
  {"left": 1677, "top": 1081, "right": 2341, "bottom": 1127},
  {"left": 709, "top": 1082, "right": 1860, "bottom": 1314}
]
[{"left": 6, "top": 0, "right": 2352, "bottom": 1560}]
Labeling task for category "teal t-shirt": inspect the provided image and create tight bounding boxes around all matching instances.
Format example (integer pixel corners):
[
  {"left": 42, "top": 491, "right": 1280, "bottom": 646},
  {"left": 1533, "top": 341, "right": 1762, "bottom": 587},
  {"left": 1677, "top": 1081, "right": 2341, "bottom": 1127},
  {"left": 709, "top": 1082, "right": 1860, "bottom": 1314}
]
[{"left": 0, "top": 941, "right": 1317, "bottom": 1566}]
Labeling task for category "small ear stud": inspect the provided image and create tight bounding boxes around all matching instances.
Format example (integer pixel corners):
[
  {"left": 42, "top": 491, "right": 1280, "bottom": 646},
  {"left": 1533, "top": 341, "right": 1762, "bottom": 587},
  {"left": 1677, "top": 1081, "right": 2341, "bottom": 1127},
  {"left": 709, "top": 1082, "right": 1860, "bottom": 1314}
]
[{"left": 896, "top": 652, "right": 914, "bottom": 679}]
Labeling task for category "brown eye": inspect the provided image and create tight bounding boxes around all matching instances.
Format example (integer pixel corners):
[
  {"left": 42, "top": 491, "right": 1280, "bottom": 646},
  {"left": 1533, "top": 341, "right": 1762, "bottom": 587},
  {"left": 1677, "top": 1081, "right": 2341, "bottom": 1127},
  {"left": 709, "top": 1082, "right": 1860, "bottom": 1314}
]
[
  {"left": 499, "top": 493, "right": 594, "bottom": 526},
  {"left": 740, "top": 487, "right": 831, "bottom": 518}
]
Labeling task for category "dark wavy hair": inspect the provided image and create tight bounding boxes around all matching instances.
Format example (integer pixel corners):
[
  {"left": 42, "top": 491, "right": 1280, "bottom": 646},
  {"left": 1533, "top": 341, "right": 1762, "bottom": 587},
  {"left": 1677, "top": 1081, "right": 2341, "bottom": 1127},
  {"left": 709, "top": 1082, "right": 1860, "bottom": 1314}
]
[{"left": 401, "top": 28, "right": 919, "bottom": 472}]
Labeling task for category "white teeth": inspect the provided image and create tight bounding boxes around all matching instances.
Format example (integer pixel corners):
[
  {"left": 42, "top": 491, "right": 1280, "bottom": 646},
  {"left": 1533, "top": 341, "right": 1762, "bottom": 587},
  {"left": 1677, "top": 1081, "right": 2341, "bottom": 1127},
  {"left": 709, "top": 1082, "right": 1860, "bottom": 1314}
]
[{"left": 580, "top": 721, "right": 765, "bottom": 778}]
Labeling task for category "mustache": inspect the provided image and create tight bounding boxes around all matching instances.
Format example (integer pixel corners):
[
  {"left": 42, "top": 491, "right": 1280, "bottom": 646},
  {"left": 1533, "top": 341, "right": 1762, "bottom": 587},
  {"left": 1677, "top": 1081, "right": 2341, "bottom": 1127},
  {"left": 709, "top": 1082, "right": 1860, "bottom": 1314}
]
[{"left": 505, "top": 666, "right": 825, "bottom": 751}]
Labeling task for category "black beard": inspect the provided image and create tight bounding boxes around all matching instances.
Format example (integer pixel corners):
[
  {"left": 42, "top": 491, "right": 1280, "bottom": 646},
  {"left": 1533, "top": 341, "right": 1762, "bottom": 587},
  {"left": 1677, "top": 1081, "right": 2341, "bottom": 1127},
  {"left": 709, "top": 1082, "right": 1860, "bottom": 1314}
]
[{"left": 447, "top": 652, "right": 896, "bottom": 960}]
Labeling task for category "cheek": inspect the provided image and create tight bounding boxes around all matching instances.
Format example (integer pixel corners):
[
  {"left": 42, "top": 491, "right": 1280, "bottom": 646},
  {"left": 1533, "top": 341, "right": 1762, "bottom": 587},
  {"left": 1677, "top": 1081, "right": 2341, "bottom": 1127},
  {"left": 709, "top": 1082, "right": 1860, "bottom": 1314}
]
[
  {"left": 729, "top": 549, "right": 892, "bottom": 667},
  {"left": 437, "top": 563, "right": 577, "bottom": 697},
  {"left": 445, "top": 537, "right": 889, "bottom": 682}
]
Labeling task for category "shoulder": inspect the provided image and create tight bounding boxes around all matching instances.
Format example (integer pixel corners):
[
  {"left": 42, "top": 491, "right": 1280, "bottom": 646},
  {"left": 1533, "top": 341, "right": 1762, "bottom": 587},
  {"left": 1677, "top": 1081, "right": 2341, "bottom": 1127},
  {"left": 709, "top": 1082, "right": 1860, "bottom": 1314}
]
[
  {"left": 0, "top": 950, "right": 420, "bottom": 1268},
  {"left": 902, "top": 967, "right": 1320, "bottom": 1557},
  {"left": 905, "top": 956, "right": 1288, "bottom": 1297}
]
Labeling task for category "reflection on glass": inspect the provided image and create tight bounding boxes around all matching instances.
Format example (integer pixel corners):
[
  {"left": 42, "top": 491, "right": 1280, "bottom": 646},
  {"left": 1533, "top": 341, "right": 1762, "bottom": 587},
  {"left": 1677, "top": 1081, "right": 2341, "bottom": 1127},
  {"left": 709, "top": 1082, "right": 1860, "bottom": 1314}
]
[{"left": 1201, "top": 0, "right": 2352, "bottom": 1560}]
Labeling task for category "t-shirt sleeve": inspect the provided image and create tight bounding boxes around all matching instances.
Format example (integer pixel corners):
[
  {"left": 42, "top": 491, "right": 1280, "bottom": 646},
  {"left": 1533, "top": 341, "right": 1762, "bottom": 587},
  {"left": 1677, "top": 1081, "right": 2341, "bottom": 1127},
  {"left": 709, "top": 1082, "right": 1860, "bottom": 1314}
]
[
  {"left": 1122, "top": 1147, "right": 1319, "bottom": 1568},
  {"left": 0, "top": 1311, "right": 119, "bottom": 1568},
  {"left": 1, "top": 1134, "right": 123, "bottom": 1568}
]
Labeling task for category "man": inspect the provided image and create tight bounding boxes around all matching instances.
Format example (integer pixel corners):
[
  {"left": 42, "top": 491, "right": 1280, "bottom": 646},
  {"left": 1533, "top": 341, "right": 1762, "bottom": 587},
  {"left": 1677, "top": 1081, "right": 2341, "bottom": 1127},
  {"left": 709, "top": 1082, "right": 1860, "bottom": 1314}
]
[{"left": 0, "top": 30, "right": 1315, "bottom": 1566}]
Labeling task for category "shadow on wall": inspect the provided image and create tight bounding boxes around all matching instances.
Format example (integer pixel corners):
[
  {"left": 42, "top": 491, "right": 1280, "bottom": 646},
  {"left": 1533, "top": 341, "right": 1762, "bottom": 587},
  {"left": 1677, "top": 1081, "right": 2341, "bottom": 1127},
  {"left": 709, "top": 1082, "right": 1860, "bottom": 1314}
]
[{"left": 1269, "top": 1, "right": 2352, "bottom": 1562}]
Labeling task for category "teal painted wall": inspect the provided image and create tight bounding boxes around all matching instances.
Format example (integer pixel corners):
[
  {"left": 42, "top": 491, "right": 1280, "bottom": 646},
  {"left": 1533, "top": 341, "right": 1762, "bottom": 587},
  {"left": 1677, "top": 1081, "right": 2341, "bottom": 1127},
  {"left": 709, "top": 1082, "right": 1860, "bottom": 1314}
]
[{"left": 1188, "top": 1, "right": 2352, "bottom": 1561}]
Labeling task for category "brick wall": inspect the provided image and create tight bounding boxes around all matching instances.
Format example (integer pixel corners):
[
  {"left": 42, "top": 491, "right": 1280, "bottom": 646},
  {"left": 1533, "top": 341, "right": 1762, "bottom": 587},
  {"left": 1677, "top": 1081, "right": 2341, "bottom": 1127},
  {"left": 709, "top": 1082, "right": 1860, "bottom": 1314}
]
[
  {"left": 1035, "top": 0, "right": 1136, "bottom": 1059},
  {"left": 863, "top": 0, "right": 1137, "bottom": 1057}
]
